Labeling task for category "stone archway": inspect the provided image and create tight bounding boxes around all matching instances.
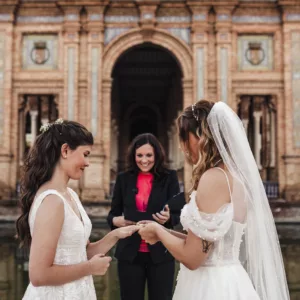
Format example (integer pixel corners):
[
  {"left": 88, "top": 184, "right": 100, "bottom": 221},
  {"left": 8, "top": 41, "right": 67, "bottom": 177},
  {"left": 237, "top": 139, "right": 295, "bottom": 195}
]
[{"left": 102, "top": 28, "right": 193, "bottom": 195}]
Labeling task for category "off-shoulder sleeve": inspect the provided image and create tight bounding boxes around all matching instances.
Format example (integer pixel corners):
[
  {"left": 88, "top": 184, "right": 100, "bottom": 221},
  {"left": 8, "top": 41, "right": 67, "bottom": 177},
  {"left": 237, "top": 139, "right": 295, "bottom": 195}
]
[{"left": 180, "top": 192, "right": 233, "bottom": 242}]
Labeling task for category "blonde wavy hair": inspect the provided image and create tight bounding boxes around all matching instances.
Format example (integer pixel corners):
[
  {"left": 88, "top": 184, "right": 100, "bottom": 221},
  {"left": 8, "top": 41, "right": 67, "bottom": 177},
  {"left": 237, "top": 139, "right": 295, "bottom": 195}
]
[{"left": 177, "top": 100, "right": 222, "bottom": 193}]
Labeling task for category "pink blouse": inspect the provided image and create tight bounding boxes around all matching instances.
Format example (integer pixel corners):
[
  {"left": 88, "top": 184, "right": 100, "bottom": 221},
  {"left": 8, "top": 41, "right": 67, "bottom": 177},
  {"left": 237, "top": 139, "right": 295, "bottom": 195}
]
[{"left": 136, "top": 172, "right": 154, "bottom": 252}]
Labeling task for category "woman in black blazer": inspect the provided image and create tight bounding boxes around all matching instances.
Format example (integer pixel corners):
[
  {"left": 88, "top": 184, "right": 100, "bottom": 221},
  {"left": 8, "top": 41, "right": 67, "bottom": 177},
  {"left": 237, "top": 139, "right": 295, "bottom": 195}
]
[{"left": 107, "top": 133, "right": 181, "bottom": 300}]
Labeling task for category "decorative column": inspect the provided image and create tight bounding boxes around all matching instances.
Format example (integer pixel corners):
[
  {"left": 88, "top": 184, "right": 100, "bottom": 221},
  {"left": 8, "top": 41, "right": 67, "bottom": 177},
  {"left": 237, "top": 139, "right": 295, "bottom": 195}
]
[
  {"left": 80, "top": 6, "right": 107, "bottom": 201},
  {"left": 0, "top": 6, "right": 15, "bottom": 198},
  {"left": 239, "top": 96, "right": 251, "bottom": 133},
  {"left": 29, "top": 111, "right": 38, "bottom": 144},
  {"left": 18, "top": 98, "right": 26, "bottom": 167},
  {"left": 167, "top": 129, "right": 174, "bottom": 169},
  {"left": 61, "top": 6, "right": 81, "bottom": 121},
  {"left": 270, "top": 108, "right": 276, "bottom": 168},
  {"left": 182, "top": 79, "right": 193, "bottom": 191},
  {"left": 102, "top": 79, "right": 113, "bottom": 198},
  {"left": 188, "top": 4, "right": 210, "bottom": 101},
  {"left": 281, "top": 4, "right": 300, "bottom": 201},
  {"left": 172, "top": 118, "right": 184, "bottom": 171},
  {"left": 86, "top": 6, "right": 105, "bottom": 140},
  {"left": 253, "top": 97, "right": 263, "bottom": 170},
  {"left": 214, "top": 6, "right": 234, "bottom": 105},
  {"left": 110, "top": 119, "right": 119, "bottom": 175}
]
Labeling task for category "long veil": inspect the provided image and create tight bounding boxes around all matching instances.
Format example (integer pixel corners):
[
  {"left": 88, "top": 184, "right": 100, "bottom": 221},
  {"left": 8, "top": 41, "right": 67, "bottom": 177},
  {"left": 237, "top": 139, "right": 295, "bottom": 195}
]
[{"left": 207, "top": 101, "right": 290, "bottom": 300}]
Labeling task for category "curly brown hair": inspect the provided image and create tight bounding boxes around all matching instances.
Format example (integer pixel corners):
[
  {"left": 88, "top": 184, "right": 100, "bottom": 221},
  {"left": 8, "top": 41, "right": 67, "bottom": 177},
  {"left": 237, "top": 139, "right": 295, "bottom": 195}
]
[
  {"left": 177, "top": 100, "right": 222, "bottom": 192},
  {"left": 16, "top": 120, "right": 94, "bottom": 248}
]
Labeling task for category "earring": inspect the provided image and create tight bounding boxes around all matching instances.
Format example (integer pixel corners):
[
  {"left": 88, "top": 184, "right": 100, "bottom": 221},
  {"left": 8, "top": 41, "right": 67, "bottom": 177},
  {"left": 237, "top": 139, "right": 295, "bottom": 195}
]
[{"left": 185, "top": 151, "right": 190, "bottom": 157}]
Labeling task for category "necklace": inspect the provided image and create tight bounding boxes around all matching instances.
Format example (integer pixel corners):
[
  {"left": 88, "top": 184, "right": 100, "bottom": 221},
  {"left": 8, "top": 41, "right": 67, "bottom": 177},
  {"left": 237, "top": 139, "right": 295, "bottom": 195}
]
[{"left": 213, "top": 159, "right": 222, "bottom": 167}]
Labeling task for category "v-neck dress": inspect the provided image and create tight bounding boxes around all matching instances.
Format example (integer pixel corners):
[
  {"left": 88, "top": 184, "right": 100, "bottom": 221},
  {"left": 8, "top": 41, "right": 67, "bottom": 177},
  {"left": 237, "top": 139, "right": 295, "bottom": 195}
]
[{"left": 23, "top": 188, "right": 97, "bottom": 300}]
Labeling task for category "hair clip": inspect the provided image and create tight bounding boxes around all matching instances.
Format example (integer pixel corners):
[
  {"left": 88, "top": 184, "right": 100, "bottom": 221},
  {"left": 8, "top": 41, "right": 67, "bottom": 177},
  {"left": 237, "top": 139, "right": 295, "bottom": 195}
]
[
  {"left": 40, "top": 123, "right": 51, "bottom": 133},
  {"left": 55, "top": 118, "right": 64, "bottom": 125},
  {"left": 40, "top": 118, "right": 64, "bottom": 133},
  {"left": 191, "top": 104, "right": 199, "bottom": 121}
]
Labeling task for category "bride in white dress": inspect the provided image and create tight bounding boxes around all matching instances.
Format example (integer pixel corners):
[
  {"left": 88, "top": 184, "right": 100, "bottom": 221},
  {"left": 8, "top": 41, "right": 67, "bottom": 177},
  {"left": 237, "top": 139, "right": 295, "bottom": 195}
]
[
  {"left": 139, "top": 100, "right": 290, "bottom": 300},
  {"left": 16, "top": 119, "right": 139, "bottom": 300}
]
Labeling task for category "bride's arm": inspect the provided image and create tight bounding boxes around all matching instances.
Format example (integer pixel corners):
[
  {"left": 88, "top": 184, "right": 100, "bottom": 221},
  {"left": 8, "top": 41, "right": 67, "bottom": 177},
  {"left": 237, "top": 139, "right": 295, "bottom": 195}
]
[
  {"left": 165, "top": 228, "right": 187, "bottom": 240},
  {"left": 140, "top": 170, "right": 231, "bottom": 270},
  {"left": 142, "top": 224, "right": 211, "bottom": 270},
  {"left": 29, "top": 195, "right": 110, "bottom": 287},
  {"left": 86, "top": 232, "right": 117, "bottom": 259}
]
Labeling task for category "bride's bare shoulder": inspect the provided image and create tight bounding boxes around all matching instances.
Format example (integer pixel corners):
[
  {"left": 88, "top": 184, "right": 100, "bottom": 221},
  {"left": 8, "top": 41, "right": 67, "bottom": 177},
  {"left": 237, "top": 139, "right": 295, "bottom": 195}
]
[{"left": 195, "top": 168, "right": 231, "bottom": 214}]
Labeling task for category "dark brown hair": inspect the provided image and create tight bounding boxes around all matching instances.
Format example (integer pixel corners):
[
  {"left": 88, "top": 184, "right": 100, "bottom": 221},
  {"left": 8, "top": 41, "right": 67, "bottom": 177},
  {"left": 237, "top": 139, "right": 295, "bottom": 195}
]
[
  {"left": 126, "top": 133, "right": 168, "bottom": 179},
  {"left": 16, "top": 120, "right": 93, "bottom": 248},
  {"left": 177, "top": 100, "right": 222, "bottom": 192}
]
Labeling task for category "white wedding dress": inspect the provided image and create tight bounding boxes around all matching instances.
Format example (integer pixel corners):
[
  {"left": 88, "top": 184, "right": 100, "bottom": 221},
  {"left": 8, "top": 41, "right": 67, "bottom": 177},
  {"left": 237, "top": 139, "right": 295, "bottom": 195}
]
[
  {"left": 173, "top": 168, "right": 260, "bottom": 300},
  {"left": 23, "top": 188, "right": 97, "bottom": 300}
]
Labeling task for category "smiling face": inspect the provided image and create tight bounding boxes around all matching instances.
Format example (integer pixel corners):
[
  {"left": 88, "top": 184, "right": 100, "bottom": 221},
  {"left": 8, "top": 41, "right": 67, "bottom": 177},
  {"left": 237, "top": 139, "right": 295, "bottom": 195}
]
[
  {"left": 62, "top": 144, "right": 92, "bottom": 180},
  {"left": 135, "top": 143, "right": 155, "bottom": 173}
]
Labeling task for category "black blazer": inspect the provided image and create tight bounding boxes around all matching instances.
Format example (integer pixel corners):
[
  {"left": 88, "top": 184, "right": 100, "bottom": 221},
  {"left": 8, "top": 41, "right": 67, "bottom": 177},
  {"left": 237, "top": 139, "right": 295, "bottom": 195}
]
[{"left": 107, "top": 169, "right": 184, "bottom": 264}]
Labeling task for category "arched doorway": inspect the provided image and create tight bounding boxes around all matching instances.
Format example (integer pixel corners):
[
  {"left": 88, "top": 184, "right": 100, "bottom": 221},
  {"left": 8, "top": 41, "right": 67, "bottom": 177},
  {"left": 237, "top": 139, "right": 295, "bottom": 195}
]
[
  {"left": 102, "top": 28, "right": 193, "bottom": 196},
  {"left": 110, "top": 44, "right": 183, "bottom": 179}
]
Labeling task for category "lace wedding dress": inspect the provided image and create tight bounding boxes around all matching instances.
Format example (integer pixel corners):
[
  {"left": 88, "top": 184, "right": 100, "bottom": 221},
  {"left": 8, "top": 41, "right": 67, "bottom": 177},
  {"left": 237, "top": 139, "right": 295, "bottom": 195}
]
[
  {"left": 23, "top": 188, "right": 97, "bottom": 300},
  {"left": 173, "top": 168, "right": 260, "bottom": 300}
]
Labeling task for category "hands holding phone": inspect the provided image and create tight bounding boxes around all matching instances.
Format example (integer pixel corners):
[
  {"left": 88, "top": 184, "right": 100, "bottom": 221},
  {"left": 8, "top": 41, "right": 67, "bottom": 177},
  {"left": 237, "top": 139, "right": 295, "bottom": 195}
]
[{"left": 152, "top": 204, "right": 170, "bottom": 225}]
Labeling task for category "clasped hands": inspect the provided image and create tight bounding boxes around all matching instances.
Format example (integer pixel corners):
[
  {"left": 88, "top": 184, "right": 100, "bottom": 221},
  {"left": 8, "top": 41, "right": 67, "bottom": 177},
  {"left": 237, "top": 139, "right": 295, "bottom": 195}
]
[{"left": 112, "top": 205, "right": 170, "bottom": 244}]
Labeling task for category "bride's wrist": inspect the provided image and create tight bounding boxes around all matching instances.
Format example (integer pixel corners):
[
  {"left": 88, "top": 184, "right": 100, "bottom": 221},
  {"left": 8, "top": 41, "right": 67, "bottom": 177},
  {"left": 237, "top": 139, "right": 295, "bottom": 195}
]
[
  {"left": 155, "top": 223, "right": 165, "bottom": 239},
  {"left": 112, "top": 228, "right": 121, "bottom": 240},
  {"left": 86, "top": 260, "right": 93, "bottom": 276}
]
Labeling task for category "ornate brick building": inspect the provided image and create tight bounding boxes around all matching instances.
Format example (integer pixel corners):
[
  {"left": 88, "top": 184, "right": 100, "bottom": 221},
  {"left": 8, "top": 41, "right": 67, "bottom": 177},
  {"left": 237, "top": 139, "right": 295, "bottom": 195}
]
[{"left": 0, "top": 0, "right": 300, "bottom": 202}]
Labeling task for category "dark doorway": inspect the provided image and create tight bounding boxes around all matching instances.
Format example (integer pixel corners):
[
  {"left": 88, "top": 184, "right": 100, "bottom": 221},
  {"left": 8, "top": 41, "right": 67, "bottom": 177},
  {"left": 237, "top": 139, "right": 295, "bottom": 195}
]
[{"left": 111, "top": 43, "right": 183, "bottom": 176}]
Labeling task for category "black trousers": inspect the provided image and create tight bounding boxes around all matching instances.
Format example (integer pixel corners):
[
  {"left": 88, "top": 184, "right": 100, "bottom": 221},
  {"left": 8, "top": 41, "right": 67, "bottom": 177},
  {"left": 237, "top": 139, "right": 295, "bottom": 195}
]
[{"left": 117, "top": 252, "right": 175, "bottom": 300}]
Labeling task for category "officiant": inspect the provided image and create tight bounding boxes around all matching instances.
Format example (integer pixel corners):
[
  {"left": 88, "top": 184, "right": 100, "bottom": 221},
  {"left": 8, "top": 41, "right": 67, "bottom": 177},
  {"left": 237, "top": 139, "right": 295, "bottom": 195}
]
[{"left": 107, "top": 133, "right": 185, "bottom": 300}]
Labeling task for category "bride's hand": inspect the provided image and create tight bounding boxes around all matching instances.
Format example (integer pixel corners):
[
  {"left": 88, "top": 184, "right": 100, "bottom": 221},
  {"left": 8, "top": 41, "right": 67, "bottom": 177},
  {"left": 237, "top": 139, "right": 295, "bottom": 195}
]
[
  {"left": 138, "top": 222, "right": 160, "bottom": 245},
  {"left": 88, "top": 254, "right": 112, "bottom": 276},
  {"left": 114, "top": 225, "right": 140, "bottom": 239}
]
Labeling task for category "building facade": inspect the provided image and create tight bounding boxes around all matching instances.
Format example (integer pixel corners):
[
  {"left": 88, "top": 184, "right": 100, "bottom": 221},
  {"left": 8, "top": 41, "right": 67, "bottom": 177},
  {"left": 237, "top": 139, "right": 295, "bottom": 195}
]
[{"left": 0, "top": 0, "right": 300, "bottom": 202}]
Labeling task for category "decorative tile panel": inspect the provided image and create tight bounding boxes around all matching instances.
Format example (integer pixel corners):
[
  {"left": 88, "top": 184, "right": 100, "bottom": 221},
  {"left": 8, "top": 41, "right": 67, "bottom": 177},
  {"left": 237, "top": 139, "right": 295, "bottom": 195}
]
[
  {"left": 142, "top": 13, "right": 153, "bottom": 20},
  {"left": 65, "top": 14, "right": 78, "bottom": 21},
  {"left": 22, "top": 34, "right": 58, "bottom": 70},
  {"left": 194, "top": 14, "right": 206, "bottom": 21},
  {"left": 17, "top": 16, "right": 64, "bottom": 23},
  {"left": 157, "top": 16, "right": 191, "bottom": 23},
  {"left": 166, "top": 28, "right": 190, "bottom": 44},
  {"left": 232, "top": 16, "right": 280, "bottom": 23},
  {"left": 104, "top": 27, "right": 131, "bottom": 45},
  {"left": 217, "top": 14, "right": 230, "bottom": 21},
  {"left": 286, "top": 14, "right": 300, "bottom": 22},
  {"left": 104, "top": 16, "right": 139, "bottom": 23},
  {"left": 89, "top": 14, "right": 103, "bottom": 21},
  {"left": 237, "top": 35, "right": 273, "bottom": 71},
  {"left": 0, "top": 14, "right": 11, "bottom": 22}
]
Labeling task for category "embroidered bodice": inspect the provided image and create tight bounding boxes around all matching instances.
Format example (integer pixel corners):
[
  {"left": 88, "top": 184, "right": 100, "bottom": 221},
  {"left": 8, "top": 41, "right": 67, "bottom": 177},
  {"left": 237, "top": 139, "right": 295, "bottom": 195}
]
[{"left": 23, "top": 188, "right": 97, "bottom": 300}]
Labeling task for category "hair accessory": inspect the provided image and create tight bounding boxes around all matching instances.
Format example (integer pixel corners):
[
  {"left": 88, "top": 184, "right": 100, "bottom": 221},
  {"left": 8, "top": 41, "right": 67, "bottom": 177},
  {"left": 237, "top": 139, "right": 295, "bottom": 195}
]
[
  {"left": 40, "top": 118, "right": 64, "bottom": 133},
  {"left": 191, "top": 104, "right": 199, "bottom": 121}
]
